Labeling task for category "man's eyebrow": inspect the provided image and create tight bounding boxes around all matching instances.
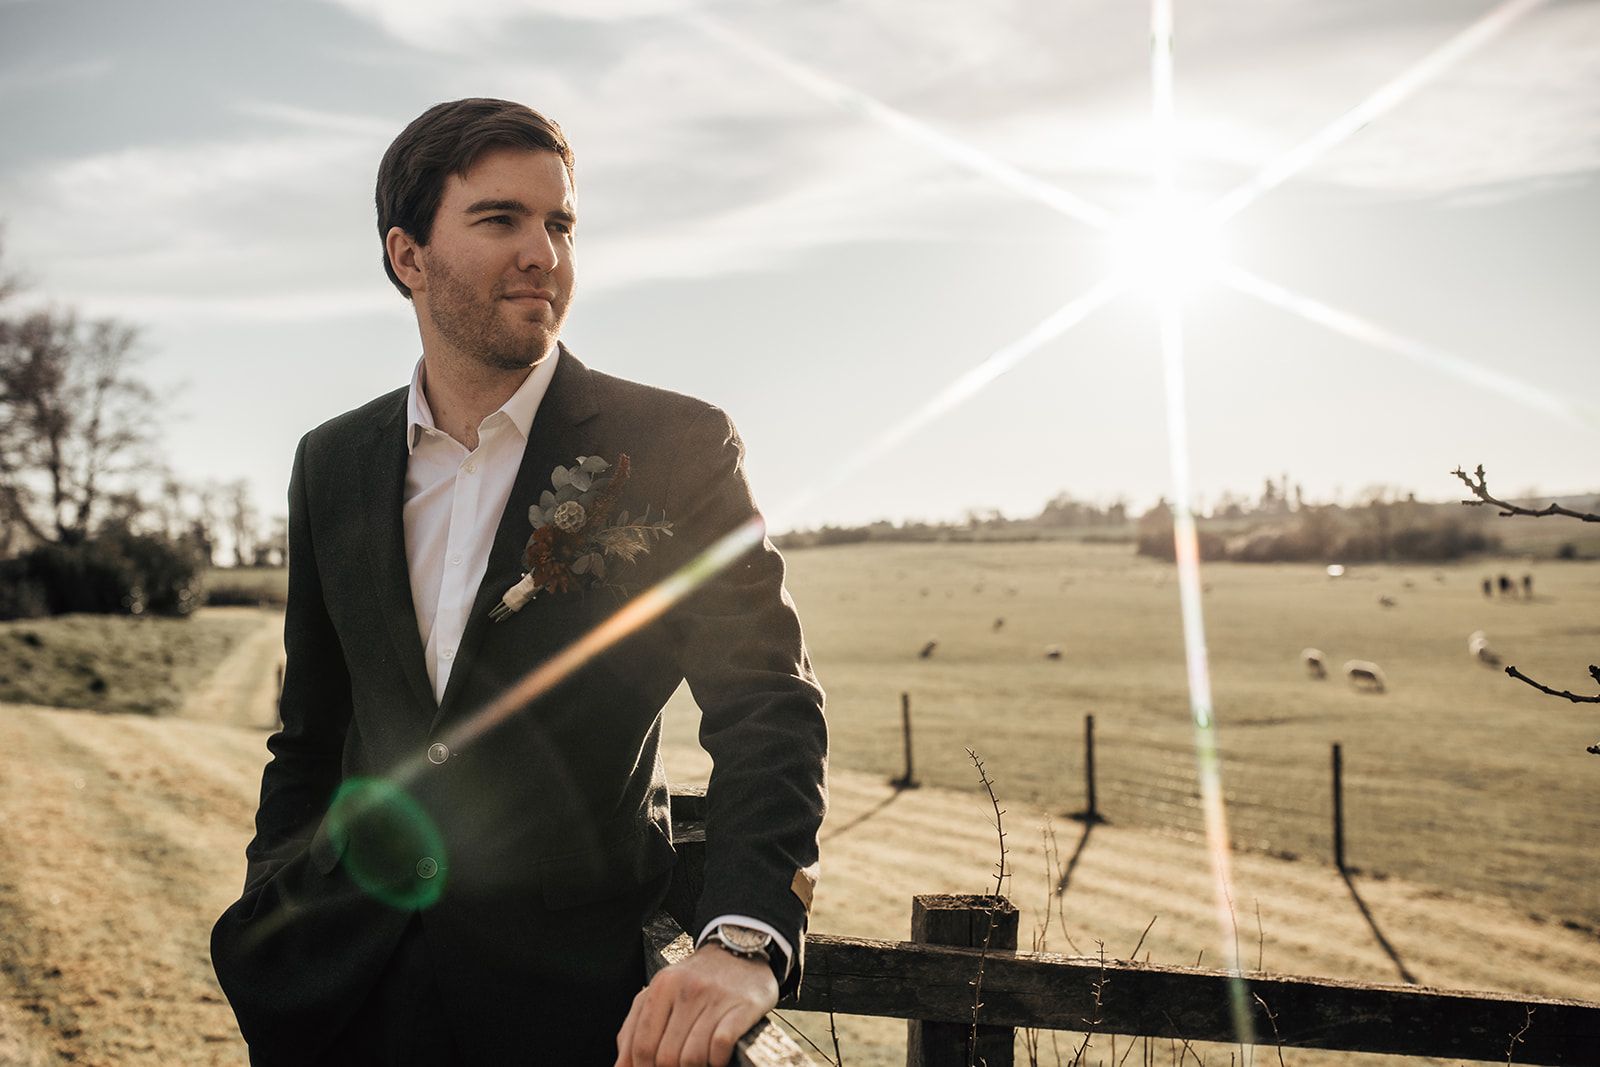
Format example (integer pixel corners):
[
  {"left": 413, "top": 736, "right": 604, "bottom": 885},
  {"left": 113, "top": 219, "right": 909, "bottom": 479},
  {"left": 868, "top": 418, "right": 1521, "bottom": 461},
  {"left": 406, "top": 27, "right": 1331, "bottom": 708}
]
[
  {"left": 463, "top": 198, "right": 533, "bottom": 216},
  {"left": 463, "top": 199, "right": 577, "bottom": 226}
]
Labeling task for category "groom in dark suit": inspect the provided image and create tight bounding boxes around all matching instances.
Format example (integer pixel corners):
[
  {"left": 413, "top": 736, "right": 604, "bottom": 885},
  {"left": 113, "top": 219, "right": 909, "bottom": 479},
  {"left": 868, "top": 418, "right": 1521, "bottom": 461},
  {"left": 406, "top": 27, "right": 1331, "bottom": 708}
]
[{"left": 210, "top": 98, "right": 828, "bottom": 1066}]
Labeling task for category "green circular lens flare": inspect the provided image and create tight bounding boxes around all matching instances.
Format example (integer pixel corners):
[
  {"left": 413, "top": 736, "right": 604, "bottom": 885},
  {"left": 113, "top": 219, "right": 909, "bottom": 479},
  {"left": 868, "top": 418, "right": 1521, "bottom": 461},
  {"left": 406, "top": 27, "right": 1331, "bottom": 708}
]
[{"left": 326, "top": 777, "right": 448, "bottom": 910}]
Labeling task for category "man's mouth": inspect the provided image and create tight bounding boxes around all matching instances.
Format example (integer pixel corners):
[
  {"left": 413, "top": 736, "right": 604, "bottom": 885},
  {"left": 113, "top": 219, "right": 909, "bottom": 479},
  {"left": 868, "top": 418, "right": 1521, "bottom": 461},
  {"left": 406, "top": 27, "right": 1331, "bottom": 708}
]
[{"left": 502, "top": 288, "right": 555, "bottom": 306}]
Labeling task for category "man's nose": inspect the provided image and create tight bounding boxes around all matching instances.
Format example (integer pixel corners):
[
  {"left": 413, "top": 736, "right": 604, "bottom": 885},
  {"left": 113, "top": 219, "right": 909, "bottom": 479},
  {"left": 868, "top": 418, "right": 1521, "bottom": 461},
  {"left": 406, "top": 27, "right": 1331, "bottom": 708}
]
[{"left": 517, "top": 228, "right": 559, "bottom": 274}]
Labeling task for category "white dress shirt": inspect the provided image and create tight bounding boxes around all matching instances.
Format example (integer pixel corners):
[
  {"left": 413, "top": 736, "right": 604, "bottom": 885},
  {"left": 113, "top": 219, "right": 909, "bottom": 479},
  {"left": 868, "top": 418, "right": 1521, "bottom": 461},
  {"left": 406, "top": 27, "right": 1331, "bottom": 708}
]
[{"left": 400, "top": 350, "right": 792, "bottom": 975}]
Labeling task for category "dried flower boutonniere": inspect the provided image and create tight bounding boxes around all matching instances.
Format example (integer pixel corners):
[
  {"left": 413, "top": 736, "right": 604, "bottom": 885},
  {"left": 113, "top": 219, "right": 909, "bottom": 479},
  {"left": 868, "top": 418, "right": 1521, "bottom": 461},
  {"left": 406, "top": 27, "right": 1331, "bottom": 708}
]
[{"left": 489, "top": 453, "right": 673, "bottom": 621}]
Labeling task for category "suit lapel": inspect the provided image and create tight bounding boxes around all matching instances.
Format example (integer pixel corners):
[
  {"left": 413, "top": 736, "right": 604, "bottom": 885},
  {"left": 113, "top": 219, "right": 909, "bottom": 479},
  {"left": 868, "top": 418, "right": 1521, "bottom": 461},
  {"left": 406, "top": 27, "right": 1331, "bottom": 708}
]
[
  {"left": 358, "top": 392, "right": 440, "bottom": 720},
  {"left": 435, "top": 348, "right": 601, "bottom": 725}
]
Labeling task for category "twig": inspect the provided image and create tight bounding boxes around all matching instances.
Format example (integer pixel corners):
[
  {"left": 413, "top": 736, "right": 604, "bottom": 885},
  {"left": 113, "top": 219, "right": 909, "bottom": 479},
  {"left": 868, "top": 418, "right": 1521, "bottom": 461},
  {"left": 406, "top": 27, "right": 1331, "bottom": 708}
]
[
  {"left": 1129, "top": 915, "right": 1158, "bottom": 962},
  {"left": 1505, "top": 664, "right": 1600, "bottom": 705},
  {"left": 968, "top": 748, "right": 1009, "bottom": 896},
  {"left": 1066, "top": 942, "right": 1108, "bottom": 1067},
  {"left": 1452, "top": 465, "right": 1600, "bottom": 522},
  {"left": 1252, "top": 993, "right": 1288, "bottom": 1067},
  {"left": 1255, "top": 899, "right": 1265, "bottom": 973},
  {"left": 773, "top": 1011, "right": 840, "bottom": 1065},
  {"left": 966, "top": 748, "right": 1009, "bottom": 1067},
  {"left": 1507, "top": 1005, "right": 1534, "bottom": 1066}
]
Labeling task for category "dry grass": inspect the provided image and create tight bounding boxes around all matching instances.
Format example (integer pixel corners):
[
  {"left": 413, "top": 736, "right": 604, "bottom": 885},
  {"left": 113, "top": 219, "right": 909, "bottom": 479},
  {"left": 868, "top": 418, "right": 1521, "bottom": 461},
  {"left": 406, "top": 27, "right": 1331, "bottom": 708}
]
[{"left": 662, "top": 541, "right": 1600, "bottom": 930}]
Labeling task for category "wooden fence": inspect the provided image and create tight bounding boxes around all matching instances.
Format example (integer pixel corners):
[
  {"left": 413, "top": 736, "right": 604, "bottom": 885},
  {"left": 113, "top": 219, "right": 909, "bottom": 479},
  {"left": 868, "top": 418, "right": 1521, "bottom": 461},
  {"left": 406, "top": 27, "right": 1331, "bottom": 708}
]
[{"left": 651, "top": 791, "right": 1600, "bottom": 1066}]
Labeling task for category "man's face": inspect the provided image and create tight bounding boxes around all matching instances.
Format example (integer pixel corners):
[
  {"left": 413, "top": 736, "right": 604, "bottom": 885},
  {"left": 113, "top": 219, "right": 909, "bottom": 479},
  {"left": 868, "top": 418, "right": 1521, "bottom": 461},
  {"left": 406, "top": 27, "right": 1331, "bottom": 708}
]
[{"left": 416, "top": 147, "right": 576, "bottom": 370}]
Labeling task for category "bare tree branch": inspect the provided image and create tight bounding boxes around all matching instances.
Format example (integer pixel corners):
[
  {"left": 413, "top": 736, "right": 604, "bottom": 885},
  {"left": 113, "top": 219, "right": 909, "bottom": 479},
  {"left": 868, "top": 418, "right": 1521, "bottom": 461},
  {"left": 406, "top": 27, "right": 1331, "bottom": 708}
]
[
  {"left": 1453, "top": 464, "right": 1600, "bottom": 522},
  {"left": 1504, "top": 665, "right": 1600, "bottom": 704}
]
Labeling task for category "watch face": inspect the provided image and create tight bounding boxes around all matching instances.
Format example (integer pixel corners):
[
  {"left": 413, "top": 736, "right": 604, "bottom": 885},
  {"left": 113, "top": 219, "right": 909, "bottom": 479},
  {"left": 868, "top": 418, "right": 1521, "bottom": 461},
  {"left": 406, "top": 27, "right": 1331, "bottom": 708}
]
[{"left": 718, "top": 925, "right": 771, "bottom": 953}]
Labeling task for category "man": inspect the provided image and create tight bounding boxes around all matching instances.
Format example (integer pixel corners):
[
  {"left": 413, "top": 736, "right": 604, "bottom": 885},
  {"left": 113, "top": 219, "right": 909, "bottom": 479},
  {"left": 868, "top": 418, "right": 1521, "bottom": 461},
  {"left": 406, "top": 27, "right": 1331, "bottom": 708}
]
[{"left": 210, "top": 98, "right": 828, "bottom": 1067}]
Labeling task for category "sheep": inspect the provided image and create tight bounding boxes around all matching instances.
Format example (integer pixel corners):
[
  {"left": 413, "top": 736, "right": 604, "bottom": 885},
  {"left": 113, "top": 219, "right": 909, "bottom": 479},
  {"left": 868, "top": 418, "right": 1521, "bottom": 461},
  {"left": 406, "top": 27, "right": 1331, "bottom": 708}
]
[
  {"left": 992, "top": 617, "right": 1005, "bottom": 631},
  {"left": 918, "top": 639, "right": 938, "bottom": 660},
  {"left": 1301, "top": 648, "right": 1327, "bottom": 680},
  {"left": 1468, "top": 630, "right": 1501, "bottom": 667},
  {"left": 1378, "top": 595, "right": 1397, "bottom": 608},
  {"left": 1343, "top": 660, "right": 1387, "bottom": 693},
  {"left": 1044, "top": 645, "right": 1063, "bottom": 660}
]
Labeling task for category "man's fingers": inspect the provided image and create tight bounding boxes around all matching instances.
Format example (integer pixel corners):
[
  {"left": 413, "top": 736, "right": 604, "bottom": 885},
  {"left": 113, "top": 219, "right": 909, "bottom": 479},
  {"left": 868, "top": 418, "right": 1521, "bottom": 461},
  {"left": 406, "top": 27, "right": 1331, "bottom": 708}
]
[
  {"left": 654, "top": 978, "right": 711, "bottom": 1067},
  {"left": 680, "top": 1001, "right": 738, "bottom": 1067},
  {"left": 708, "top": 1001, "right": 765, "bottom": 1067},
  {"left": 628, "top": 978, "right": 678, "bottom": 1067}
]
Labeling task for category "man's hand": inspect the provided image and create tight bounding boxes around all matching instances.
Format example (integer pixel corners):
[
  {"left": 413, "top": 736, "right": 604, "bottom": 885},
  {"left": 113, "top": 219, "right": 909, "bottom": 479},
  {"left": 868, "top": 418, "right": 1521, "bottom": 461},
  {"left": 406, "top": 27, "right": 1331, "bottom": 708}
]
[{"left": 614, "top": 943, "right": 779, "bottom": 1067}]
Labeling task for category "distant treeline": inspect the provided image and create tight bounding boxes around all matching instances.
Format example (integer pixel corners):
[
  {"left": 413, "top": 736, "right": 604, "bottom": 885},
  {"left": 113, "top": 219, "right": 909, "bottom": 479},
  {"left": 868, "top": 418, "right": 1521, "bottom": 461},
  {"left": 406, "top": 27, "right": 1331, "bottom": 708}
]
[{"left": 775, "top": 481, "right": 1547, "bottom": 563}]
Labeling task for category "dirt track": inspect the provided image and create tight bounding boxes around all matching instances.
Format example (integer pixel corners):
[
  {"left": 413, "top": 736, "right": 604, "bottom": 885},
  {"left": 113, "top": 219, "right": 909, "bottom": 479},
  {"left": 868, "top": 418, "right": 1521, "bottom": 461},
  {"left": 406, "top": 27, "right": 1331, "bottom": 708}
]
[{"left": 0, "top": 610, "right": 1596, "bottom": 1065}]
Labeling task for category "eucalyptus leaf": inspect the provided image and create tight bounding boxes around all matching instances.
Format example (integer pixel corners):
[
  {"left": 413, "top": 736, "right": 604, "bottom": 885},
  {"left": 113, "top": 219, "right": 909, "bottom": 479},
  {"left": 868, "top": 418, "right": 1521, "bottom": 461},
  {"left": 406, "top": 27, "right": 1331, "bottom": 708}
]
[
  {"left": 572, "top": 554, "right": 591, "bottom": 575},
  {"left": 528, "top": 505, "right": 546, "bottom": 528},
  {"left": 570, "top": 470, "right": 593, "bottom": 492},
  {"left": 591, "top": 556, "right": 606, "bottom": 579},
  {"left": 580, "top": 455, "right": 609, "bottom": 474},
  {"left": 578, "top": 491, "right": 595, "bottom": 508},
  {"left": 556, "top": 484, "right": 579, "bottom": 504},
  {"left": 551, "top": 466, "right": 570, "bottom": 489},
  {"left": 540, "top": 490, "right": 557, "bottom": 509}
]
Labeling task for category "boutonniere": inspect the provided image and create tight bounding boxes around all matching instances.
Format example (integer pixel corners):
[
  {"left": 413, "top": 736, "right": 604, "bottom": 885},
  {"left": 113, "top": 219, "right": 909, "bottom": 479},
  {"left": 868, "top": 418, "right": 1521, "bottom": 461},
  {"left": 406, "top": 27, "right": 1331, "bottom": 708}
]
[{"left": 489, "top": 453, "right": 674, "bottom": 621}]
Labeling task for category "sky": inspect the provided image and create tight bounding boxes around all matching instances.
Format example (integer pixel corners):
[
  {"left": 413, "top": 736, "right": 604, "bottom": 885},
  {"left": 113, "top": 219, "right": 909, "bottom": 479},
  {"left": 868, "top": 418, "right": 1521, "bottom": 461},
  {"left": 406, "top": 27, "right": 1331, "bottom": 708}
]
[{"left": 1, "top": 0, "right": 1597, "bottom": 531}]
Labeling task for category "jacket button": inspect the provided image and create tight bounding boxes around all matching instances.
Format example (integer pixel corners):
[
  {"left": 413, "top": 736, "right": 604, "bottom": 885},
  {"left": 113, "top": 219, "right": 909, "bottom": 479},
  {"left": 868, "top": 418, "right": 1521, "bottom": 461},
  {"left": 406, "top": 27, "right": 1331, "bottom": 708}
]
[
  {"left": 427, "top": 742, "right": 450, "bottom": 765},
  {"left": 416, "top": 857, "right": 438, "bottom": 879}
]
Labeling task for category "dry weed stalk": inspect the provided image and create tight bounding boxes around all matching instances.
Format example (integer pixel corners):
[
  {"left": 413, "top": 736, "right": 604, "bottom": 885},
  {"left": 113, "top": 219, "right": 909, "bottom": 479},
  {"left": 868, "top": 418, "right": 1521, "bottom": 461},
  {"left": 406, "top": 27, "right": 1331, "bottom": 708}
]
[
  {"left": 966, "top": 747, "right": 1010, "bottom": 1067},
  {"left": 1506, "top": 1005, "right": 1534, "bottom": 1065},
  {"left": 1065, "top": 941, "right": 1108, "bottom": 1067},
  {"left": 1251, "top": 993, "right": 1288, "bottom": 1067}
]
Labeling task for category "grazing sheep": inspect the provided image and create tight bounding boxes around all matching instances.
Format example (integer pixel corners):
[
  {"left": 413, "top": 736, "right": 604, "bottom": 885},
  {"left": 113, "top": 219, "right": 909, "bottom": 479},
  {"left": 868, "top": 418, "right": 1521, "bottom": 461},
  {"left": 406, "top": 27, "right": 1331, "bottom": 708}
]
[
  {"left": 992, "top": 617, "right": 1005, "bottom": 631},
  {"left": 1301, "top": 648, "right": 1327, "bottom": 680},
  {"left": 1044, "top": 645, "right": 1063, "bottom": 660},
  {"left": 1344, "top": 660, "right": 1387, "bottom": 693},
  {"left": 1468, "top": 630, "right": 1502, "bottom": 667},
  {"left": 1378, "top": 595, "right": 1397, "bottom": 608},
  {"left": 918, "top": 639, "right": 938, "bottom": 660}
]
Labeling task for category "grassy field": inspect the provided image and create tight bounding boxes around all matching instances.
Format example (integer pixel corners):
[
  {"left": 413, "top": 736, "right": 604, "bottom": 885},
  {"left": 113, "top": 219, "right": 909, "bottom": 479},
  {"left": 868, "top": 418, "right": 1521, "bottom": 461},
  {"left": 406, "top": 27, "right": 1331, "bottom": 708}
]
[
  {"left": 663, "top": 540, "right": 1600, "bottom": 929},
  {"left": 0, "top": 611, "right": 265, "bottom": 715}
]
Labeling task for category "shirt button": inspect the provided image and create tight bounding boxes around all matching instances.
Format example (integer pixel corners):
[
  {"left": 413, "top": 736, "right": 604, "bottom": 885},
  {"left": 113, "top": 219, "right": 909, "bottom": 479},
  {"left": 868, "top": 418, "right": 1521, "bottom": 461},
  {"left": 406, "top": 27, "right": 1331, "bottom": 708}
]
[
  {"left": 464, "top": 462, "right": 477, "bottom": 474},
  {"left": 416, "top": 857, "right": 438, "bottom": 880},
  {"left": 442, "top": 649, "right": 455, "bottom": 661},
  {"left": 427, "top": 742, "right": 450, "bottom": 765},
  {"left": 450, "top": 555, "right": 461, "bottom": 566}
]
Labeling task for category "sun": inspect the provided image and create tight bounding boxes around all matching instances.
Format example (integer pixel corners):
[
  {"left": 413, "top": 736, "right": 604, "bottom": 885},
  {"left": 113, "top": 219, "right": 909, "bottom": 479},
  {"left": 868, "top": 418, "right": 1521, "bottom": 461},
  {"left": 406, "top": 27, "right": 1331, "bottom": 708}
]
[{"left": 1108, "top": 196, "right": 1227, "bottom": 301}]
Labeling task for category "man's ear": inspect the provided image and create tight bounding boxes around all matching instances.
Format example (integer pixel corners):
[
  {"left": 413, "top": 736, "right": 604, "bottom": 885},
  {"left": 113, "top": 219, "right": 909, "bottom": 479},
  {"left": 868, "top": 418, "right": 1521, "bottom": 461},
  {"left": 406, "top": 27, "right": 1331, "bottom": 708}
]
[{"left": 386, "top": 226, "right": 427, "bottom": 294}]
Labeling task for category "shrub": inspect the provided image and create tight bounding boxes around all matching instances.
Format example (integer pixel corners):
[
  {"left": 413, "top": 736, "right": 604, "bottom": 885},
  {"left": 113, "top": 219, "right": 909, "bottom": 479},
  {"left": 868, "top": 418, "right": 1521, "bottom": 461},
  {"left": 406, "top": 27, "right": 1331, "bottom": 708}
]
[{"left": 1, "top": 531, "right": 205, "bottom": 619}]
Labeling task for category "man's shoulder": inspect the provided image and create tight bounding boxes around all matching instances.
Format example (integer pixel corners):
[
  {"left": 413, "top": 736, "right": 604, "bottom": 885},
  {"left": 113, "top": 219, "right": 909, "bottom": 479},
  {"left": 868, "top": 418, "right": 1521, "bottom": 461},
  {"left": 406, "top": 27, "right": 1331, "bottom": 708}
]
[
  {"left": 300, "top": 386, "right": 408, "bottom": 451},
  {"left": 582, "top": 363, "right": 726, "bottom": 431}
]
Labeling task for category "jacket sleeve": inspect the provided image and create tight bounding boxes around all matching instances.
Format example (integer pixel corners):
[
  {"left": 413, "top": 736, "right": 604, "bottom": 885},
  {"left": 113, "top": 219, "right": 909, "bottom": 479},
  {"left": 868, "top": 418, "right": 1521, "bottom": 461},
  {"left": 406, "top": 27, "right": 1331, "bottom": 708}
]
[
  {"left": 240, "top": 433, "right": 354, "bottom": 895},
  {"left": 664, "top": 406, "right": 828, "bottom": 996}
]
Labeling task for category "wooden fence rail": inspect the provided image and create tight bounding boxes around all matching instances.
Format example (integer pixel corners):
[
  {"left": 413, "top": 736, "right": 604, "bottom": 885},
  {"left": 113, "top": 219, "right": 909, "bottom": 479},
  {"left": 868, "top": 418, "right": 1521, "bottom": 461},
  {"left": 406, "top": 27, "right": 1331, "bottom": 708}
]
[{"left": 660, "top": 791, "right": 1600, "bottom": 1066}]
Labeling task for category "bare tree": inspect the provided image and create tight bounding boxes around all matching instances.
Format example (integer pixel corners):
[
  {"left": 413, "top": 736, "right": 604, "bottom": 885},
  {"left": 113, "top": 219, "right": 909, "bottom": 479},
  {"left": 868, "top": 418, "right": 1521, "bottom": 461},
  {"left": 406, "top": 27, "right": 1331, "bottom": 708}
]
[
  {"left": 1454, "top": 465, "right": 1600, "bottom": 754},
  {"left": 0, "top": 237, "right": 159, "bottom": 547},
  {"left": 225, "top": 478, "right": 258, "bottom": 567},
  {"left": 0, "top": 305, "right": 155, "bottom": 545}
]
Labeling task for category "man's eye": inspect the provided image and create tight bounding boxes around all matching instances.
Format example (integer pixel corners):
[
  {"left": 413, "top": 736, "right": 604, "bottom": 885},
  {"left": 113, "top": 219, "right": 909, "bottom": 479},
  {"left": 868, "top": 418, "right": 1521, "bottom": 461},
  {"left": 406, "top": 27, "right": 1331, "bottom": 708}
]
[
  {"left": 482, "top": 215, "right": 514, "bottom": 226},
  {"left": 549, "top": 221, "right": 573, "bottom": 235}
]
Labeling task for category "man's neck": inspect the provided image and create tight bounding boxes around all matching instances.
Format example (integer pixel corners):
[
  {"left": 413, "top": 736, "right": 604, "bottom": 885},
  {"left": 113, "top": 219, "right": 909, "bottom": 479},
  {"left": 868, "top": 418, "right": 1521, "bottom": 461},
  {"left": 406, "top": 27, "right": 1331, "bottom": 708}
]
[{"left": 420, "top": 348, "right": 548, "bottom": 450}]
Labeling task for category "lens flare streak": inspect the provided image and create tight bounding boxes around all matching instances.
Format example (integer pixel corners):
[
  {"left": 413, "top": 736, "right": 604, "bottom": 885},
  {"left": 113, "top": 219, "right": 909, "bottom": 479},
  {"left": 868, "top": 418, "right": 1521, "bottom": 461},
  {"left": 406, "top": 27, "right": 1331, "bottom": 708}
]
[
  {"left": 1204, "top": 0, "right": 1547, "bottom": 227},
  {"left": 1219, "top": 264, "right": 1596, "bottom": 428},
  {"left": 1152, "top": 0, "right": 1256, "bottom": 1048},
  {"left": 770, "top": 276, "right": 1126, "bottom": 528},
  {"left": 678, "top": 10, "right": 1115, "bottom": 233}
]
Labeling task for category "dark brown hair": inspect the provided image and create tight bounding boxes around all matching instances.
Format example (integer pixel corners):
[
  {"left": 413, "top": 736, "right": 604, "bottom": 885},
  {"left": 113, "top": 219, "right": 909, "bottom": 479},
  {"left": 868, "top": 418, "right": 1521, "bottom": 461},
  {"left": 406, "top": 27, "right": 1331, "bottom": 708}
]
[{"left": 376, "top": 98, "right": 574, "bottom": 298}]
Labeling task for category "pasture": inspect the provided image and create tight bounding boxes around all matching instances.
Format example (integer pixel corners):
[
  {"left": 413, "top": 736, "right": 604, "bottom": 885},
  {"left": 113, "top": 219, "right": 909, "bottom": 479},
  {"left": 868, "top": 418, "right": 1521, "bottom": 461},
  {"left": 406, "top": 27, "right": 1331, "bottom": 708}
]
[{"left": 664, "top": 541, "right": 1600, "bottom": 930}]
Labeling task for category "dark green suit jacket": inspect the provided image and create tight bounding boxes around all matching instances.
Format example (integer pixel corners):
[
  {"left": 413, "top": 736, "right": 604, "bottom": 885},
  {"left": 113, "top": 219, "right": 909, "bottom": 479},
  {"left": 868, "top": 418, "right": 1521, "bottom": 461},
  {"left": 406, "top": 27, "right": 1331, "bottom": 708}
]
[{"left": 210, "top": 348, "right": 827, "bottom": 1062}]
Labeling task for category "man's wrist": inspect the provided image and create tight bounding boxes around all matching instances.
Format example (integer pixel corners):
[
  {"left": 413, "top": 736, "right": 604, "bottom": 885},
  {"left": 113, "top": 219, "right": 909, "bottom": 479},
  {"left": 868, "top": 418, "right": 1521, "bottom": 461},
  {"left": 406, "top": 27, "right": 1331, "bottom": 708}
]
[{"left": 701, "top": 922, "right": 786, "bottom": 989}]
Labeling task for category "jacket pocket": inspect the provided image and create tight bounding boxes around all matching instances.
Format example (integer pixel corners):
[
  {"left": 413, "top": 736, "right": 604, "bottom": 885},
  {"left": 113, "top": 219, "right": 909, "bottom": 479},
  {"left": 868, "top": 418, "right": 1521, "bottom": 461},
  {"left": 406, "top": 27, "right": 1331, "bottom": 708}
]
[{"left": 536, "top": 819, "right": 677, "bottom": 910}]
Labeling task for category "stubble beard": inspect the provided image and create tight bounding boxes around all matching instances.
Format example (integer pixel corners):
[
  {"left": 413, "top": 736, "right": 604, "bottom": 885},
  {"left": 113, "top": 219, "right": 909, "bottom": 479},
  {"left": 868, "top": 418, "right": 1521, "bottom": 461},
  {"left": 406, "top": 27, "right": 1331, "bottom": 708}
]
[{"left": 422, "top": 254, "right": 565, "bottom": 372}]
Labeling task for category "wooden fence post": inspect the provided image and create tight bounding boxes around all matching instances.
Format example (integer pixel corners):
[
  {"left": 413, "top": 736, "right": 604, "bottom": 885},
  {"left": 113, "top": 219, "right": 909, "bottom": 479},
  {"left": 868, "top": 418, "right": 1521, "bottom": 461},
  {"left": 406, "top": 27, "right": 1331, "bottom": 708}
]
[
  {"left": 906, "top": 894, "right": 1019, "bottom": 1067},
  {"left": 1067, "top": 714, "right": 1104, "bottom": 824},
  {"left": 1332, "top": 742, "right": 1346, "bottom": 871},
  {"left": 891, "top": 692, "right": 920, "bottom": 789}
]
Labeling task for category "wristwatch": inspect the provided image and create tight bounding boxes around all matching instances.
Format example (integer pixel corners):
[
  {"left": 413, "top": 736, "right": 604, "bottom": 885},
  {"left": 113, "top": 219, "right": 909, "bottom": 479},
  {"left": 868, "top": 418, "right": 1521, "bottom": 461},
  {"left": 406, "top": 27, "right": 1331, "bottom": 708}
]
[
  {"left": 705, "top": 923, "right": 772, "bottom": 961},
  {"left": 705, "top": 923, "right": 785, "bottom": 986}
]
